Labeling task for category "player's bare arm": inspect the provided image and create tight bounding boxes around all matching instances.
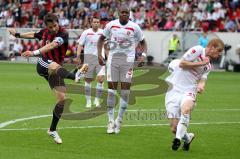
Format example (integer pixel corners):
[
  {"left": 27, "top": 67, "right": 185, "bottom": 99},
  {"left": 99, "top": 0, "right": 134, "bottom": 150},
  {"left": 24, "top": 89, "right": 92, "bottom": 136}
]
[
  {"left": 179, "top": 57, "right": 210, "bottom": 69},
  {"left": 140, "top": 39, "right": 148, "bottom": 54},
  {"left": 138, "top": 39, "right": 148, "bottom": 67},
  {"left": 103, "top": 42, "right": 109, "bottom": 59},
  {"left": 74, "top": 44, "right": 83, "bottom": 64},
  {"left": 97, "top": 35, "right": 106, "bottom": 66},
  {"left": 8, "top": 28, "right": 35, "bottom": 39},
  {"left": 22, "top": 41, "right": 59, "bottom": 57}
]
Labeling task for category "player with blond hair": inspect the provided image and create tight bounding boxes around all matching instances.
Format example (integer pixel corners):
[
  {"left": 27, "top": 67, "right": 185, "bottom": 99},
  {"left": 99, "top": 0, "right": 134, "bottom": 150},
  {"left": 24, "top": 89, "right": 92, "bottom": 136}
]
[{"left": 165, "top": 38, "right": 224, "bottom": 151}]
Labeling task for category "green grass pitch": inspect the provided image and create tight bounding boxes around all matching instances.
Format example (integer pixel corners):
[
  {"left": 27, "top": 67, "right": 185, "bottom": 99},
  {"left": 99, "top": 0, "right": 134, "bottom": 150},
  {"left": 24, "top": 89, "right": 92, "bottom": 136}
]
[{"left": 0, "top": 62, "right": 240, "bottom": 159}]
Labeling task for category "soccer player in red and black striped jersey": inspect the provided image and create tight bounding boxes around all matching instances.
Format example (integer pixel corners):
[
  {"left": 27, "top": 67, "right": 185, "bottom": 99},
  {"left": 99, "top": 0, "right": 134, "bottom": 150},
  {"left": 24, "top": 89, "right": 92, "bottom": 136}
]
[{"left": 8, "top": 13, "right": 88, "bottom": 144}]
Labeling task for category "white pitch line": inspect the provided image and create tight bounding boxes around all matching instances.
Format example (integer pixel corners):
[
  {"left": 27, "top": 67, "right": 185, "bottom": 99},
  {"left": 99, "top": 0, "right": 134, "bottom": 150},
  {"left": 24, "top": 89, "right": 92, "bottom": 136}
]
[
  {"left": 0, "top": 115, "right": 51, "bottom": 129},
  {"left": 0, "top": 121, "right": 240, "bottom": 131},
  {"left": 0, "top": 108, "right": 240, "bottom": 129},
  {"left": 126, "top": 108, "right": 240, "bottom": 112}
]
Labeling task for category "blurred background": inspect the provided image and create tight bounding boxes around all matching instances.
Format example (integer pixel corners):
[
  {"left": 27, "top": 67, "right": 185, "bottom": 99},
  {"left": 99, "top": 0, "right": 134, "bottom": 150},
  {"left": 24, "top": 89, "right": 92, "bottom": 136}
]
[{"left": 0, "top": 0, "right": 240, "bottom": 71}]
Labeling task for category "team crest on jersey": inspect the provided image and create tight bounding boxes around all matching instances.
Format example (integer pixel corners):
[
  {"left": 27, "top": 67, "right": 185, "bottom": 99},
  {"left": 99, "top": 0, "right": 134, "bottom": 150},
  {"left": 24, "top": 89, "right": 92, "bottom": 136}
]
[{"left": 127, "top": 31, "right": 131, "bottom": 36}]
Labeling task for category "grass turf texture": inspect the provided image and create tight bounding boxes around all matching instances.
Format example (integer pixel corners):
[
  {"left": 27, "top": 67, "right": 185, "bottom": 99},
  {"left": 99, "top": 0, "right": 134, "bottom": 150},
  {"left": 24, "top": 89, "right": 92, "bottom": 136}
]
[{"left": 0, "top": 62, "right": 240, "bottom": 159}]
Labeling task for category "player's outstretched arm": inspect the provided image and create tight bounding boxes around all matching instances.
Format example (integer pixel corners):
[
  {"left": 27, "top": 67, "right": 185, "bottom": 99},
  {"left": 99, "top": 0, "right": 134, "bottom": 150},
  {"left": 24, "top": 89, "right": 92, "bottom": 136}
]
[
  {"left": 8, "top": 28, "right": 35, "bottom": 39},
  {"left": 97, "top": 35, "right": 106, "bottom": 66},
  {"left": 22, "top": 41, "right": 59, "bottom": 57},
  {"left": 179, "top": 57, "right": 210, "bottom": 69}
]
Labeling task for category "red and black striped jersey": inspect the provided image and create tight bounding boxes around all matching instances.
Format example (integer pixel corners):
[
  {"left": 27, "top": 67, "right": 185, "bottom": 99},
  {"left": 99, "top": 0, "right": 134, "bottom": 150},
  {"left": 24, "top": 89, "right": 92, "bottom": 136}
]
[{"left": 34, "top": 27, "right": 68, "bottom": 65}]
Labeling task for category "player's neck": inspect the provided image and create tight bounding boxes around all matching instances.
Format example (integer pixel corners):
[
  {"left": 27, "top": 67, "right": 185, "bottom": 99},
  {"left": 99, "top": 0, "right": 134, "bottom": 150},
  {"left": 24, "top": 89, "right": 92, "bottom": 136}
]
[
  {"left": 92, "top": 28, "right": 98, "bottom": 32},
  {"left": 119, "top": 19, "right": 129, "bottom": 26}
]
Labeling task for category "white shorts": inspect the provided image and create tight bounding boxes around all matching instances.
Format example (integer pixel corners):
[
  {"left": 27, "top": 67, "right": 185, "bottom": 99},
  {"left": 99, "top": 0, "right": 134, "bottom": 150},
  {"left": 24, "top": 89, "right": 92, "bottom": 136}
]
[
  {"left": 84, "top": 54, "right": 105, "bottom": 78},
  {"left": 165, "top": 89, "right": 196, "bottom": 119},
  {"left": 106, "top": 54, "right": 134, "bottom": 83}
]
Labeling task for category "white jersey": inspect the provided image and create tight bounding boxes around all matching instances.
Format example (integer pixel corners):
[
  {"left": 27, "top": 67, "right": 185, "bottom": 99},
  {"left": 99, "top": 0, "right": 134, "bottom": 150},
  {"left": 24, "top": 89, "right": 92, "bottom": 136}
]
[
  {"left": 103, "top": 19, "right": 144, "bottom": 62},
  {"left": 166, "top": 45, "right": 212, "bottom": 92},
  {"left": 78, "top": 28, "right": 103, "bottom": 56}
]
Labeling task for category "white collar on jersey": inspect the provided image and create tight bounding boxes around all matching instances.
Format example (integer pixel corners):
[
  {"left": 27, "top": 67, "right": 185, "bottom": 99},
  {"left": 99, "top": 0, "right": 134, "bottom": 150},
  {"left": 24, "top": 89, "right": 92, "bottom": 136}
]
[{"left": 90, "top": 28, "right": 100, "bottom": 33}]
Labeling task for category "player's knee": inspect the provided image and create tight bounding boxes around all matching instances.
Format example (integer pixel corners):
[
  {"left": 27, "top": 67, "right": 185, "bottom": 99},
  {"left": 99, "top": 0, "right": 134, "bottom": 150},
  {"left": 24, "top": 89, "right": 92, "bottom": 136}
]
[
  {"left": 85, "top": 78, "right": 92, "bottom": 83},
  {"left": 57, "top": 99, "right": 65, "bottom": 106},
  {"left": 108, "top": 82, "right": 118, "bottom": 89},
  {"left": 49, "top": 62, "right": 60, "bottom": 74},
  {"left": 56, "top": 93, "right": 66, "bottom": 103},
  {"left": 57, "top": 97, "right": 65, "bottom": 104},
  {"left": 182, "top": 107, "right": 191, "bottom": 114},
  {"left": 121, "top": 82, "right": 131, "bottom": 90},
  {"left": 121, "top": 89, "right": 130, "bottom": 97},
  {"left": 181, "top": 100, "right": 194, "bottom": 114},
  {"left": 98, "top": 78, "right": 104, "bottom": 83}
]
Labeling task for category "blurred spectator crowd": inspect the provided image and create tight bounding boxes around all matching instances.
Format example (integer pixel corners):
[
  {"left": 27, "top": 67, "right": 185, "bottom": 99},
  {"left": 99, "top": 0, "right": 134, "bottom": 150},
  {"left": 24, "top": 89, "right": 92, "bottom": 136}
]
[{"left": 0, "top": 0, "right": 240, "bottom": 32}]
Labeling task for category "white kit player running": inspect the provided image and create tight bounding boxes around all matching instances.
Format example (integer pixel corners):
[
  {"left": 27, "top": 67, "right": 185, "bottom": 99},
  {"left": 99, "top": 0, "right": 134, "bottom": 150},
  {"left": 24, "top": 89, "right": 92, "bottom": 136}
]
[
  {"left": 165, "top": 38, "right": 224, "bottom": 151},
  {"left": 76, "top": 17, "right": 105, "bottom": 108},
  {"left": 97, "top": 5, "right": 147, "bottom": 134}
]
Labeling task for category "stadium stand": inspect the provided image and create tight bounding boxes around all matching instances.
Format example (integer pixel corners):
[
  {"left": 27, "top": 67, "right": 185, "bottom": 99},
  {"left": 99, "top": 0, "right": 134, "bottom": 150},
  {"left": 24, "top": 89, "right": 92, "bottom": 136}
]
[{"left": 0, "top": 0, "right": 239, "bottom": 32}]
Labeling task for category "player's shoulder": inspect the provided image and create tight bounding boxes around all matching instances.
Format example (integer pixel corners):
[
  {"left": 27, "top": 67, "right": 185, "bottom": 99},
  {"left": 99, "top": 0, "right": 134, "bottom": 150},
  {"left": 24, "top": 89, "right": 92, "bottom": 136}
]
[
  {"left": 106, "top": 19, "right": 119, "bottom": 27},
  {"left": 38, "top": 28, "right": 48, "bottom": 34},
  {"left": 189, "top": 45, "right": 204, "bottom": 53},
  {"left": 82, "top": 28, "right": 92, "bottom": 34},
  {"left": 168, "top": 59, "right": 181, "bottom": 73},
  {"left": 128, "top": 20, "right": 139, "bottom": 26},
  {"left": 128, "top": 20, "right": 141, "bottom": 29},
  {"left": 111, "top": 19, "right": 119, "bottom": 24},
  {"left": 42, "top": 28, "right": 48, "bottom": 32},
  {"left": 58, "top": 27, "right": 68, "bottom": 36},
  {"left": 54, "top": 28, "right": 68, "bottom": 40}
]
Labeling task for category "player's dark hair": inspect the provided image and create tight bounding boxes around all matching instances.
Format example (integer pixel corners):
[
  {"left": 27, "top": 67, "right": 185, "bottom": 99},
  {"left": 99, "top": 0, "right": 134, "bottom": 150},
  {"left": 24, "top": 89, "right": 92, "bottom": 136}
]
[
  {"left": 44, "top": 13, "right": 59, "bottom": 24},
  {"left": 90, "top": 15, "right": 100, "bottom": 23},
  {"left": 118, "top": 4, "right": 130, "bottom": 12}
]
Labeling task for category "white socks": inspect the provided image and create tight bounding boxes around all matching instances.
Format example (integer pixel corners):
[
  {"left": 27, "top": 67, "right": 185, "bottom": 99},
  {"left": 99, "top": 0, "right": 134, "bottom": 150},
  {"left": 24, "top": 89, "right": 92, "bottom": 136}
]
[
  {"left": 107, "top": 89, "right": 116, "bottom": 122},
  {"left": 85, "top": 82, "right": 104, "bottom": 107},
  {"left": 117, "top": 90, "right": 130, "bottom": 121},
  {"left": 94, "top": 82, "right": 103, "bottom": 104},
  {"left": 176, "top": 114, "right": 190, "bottom": 140},
  {"left": 85, "top": 82, "right": 91, "bottom": 105}
]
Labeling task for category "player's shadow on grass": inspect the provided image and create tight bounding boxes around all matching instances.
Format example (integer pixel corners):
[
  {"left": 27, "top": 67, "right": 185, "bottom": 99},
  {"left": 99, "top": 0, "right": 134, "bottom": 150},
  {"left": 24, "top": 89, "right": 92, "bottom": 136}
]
[{"left": 62, "top": 63, "right": 169, "bottom": 120}]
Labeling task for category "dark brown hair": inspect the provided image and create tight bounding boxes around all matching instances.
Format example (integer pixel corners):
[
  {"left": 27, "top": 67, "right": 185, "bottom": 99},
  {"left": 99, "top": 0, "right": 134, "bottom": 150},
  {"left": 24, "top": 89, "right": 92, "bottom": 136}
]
[
  {"left": 90, "top": 15, "right": 100, "bottom": 23},
  {"left": 44, "top": 13, "right": 59, "bottom": 24}
]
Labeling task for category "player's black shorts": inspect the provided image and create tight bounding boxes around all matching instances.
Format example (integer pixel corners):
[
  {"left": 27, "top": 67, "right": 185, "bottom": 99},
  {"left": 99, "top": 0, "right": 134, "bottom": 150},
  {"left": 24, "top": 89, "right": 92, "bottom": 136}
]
[{"left": 36, "top": 58, "right": 65, "bottom": 89}]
